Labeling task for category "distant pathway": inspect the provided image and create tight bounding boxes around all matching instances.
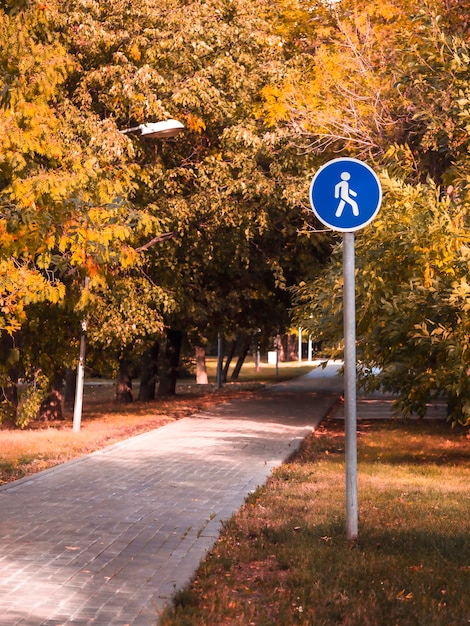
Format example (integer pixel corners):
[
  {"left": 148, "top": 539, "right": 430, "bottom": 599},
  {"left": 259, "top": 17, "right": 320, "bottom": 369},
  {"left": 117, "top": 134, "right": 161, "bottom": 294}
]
[{"left": 0, "top": 364, "right": 343, "bottom": 625}]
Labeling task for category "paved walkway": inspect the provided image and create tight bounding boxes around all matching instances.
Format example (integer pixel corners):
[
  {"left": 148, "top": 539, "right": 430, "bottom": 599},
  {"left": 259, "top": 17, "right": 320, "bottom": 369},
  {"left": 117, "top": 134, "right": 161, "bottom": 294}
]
[{"left": 0, "top": 364, "right": 343, "bottom": 626}]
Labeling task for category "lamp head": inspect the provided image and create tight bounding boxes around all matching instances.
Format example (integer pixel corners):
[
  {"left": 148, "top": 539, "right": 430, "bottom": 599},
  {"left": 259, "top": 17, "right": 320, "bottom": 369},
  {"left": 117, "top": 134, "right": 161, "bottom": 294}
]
[{"left": 120, "top": 119, "right": 184, "bottom": 139}]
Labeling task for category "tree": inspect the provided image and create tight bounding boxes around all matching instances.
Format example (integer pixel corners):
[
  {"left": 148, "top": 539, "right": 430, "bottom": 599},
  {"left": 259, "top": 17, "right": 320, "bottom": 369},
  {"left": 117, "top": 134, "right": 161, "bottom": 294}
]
[
  {"left": 0, "top": 1, "right": 160, "bottom": 423},
  {"left": 294, "top": 174, "right": 470, "bottom": 425},
  {"left": 262, "top": 0, "right": 470, "bottom": 164},
  {"left": 288, "top": 1, "right": 470, "bottom": 426},
  {"left": 57, "top": 0, "right": 331, "bottom": 395},
  {"left": 1, "top": 0, "right": 334, "bottom": 419},
  {"left": 84, "top": 272, "right": 172, "bottom": 402},
  {"left": 261, "top": 0, "right": 419, "bottom": 157}
]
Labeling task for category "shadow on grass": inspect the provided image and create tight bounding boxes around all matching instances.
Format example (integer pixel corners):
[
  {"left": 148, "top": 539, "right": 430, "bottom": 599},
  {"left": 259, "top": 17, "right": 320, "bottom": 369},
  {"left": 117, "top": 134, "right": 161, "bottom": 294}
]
[
  {"left": 293, "top": 418, "right": 470, "bottom": 467},
  {"left": 163, "top": 515, "right": 470, "bottom": 626},
  {"left": 356, "top": 526, "right": 470, "bottom": 565},
  {"left": 159, "top": 413, "right": 470, "bottom": 626}
]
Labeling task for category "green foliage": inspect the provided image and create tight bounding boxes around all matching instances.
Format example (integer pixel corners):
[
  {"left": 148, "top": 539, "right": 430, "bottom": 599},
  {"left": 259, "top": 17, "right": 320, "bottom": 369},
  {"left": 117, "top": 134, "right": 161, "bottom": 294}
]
[
  {"left": 15, "top": 371, "right": 49, "bottom": 429},
  {"left": 58, "top": 0, "right": 330, "bottom": 348},
  {"left": 0, "top": 1, "right": 157, "bottom": 334},
  {"left": 84, "top": 272, "right": 173, "bottom": 352},
  {"left": 295, "top": 175, "right": 470, "bottom": 425},
  {"left": 282, "top": 0, "right": 470, "bottom": 426},
  {"left": 0, "top": 370, "right": 48, "bottom": 429},
  {"left": 395, "top": 7, "right": 470, "bottom": 182},
  {"left": 0, "top": 0, "right": 330, "bottom": 410}
]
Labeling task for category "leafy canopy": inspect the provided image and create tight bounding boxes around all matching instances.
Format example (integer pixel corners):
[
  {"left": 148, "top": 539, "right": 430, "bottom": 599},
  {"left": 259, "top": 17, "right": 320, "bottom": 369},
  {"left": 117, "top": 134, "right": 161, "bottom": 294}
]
[
  {"left": 0, "top": 1, "right": 156, "bottom": 333},
  {"left": 287, "top": 0, "right": 470, "bottom": 425}
]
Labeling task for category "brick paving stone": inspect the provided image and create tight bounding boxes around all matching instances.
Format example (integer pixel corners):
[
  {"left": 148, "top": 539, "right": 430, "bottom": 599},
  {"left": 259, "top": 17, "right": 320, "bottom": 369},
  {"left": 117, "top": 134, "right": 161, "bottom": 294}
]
[{"left": 0, "top": 365, "right": 343, "bottom": 625}]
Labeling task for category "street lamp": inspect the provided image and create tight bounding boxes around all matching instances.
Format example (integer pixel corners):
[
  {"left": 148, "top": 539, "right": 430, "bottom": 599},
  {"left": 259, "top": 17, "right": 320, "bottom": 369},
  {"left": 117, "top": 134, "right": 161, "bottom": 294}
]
[
  {"left": 120, "top": 118, "right": 185, "bottom": 139},
  {"left": 72, "top": 118, "right": 184, "bottom": 433}
]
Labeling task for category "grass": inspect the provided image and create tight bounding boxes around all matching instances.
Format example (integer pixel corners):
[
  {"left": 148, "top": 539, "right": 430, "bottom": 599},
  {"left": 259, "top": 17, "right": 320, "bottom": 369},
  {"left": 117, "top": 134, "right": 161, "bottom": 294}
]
[
  {"left": 0, "top": 359, "right": 314, "bottom": 485},
  {"left": 159, "top": 418, "right": 470, "bottom": 626}
]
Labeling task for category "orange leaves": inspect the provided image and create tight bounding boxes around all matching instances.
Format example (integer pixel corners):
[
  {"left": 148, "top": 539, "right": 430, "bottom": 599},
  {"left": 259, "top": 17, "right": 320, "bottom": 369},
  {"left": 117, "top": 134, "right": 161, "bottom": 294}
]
[
  {"left": 0, "top": 259, "right": 66, "bottom": 333},
  {"left": 396, "top": 589, "right": 414, "bottom": 601},
  {"left": 56, "top": 205, "right": 142, "bottom": 271},
  {"left": 259, "top": 84, "right": 291, "bottom": 127},
  {"left": 185, "top": 112, "right": 207, "bottom": 133}
]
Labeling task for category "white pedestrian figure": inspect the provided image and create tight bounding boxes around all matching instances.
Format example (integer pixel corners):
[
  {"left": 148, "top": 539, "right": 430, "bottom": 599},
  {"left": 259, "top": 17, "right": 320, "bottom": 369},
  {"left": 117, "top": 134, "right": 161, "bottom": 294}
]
[{"left": 335, "top": 171, "right": 359, "bottom": 217}]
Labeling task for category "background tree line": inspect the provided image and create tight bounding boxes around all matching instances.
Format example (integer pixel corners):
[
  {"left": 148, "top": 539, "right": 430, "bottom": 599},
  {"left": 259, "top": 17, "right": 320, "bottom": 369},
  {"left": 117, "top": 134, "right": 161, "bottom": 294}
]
[
  {"left": 0, "top": 0, "right": 330, "bottom": 425},
  {"left": 1, "top": 0, "right": 469, "bottom": 426}
]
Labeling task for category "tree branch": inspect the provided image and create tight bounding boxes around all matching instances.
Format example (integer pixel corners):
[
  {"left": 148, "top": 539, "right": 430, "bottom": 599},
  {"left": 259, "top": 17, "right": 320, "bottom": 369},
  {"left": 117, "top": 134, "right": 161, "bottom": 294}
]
[{"left": 136, "top": 232, "right": 177, "bottom": 252}]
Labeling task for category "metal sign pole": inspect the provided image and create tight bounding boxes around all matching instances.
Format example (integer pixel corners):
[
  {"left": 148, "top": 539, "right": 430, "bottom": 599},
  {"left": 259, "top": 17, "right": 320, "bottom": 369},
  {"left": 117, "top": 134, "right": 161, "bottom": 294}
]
[
  {"left": 309, "top": 157, "right": 382, "bottom": 541},
  {"left": 343, "top": 232, "right": 358, "bottom": 540}
]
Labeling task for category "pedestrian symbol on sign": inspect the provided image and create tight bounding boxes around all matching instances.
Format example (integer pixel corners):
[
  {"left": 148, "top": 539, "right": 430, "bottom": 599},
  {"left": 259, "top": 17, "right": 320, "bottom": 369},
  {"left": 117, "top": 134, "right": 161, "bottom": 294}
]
[
  {"left": 309, "top": 157, "right": 382, "bottom": 232},
  {"left": 335, "top": 172, "right": 359, "bottom": 217}
]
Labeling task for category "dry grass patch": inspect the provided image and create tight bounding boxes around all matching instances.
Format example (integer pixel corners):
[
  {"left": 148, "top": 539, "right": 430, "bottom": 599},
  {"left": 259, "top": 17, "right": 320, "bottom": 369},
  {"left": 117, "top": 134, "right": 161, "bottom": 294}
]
[{"left": 160, "top": 419, "right": 470, "bottom": 626}]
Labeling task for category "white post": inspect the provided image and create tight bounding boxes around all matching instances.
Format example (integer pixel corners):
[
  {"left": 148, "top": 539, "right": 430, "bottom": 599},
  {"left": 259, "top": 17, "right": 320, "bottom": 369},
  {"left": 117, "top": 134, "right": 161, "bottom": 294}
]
[
  {"left": 298, "top": 327, "right": 302, "bottom": 363},
  {"left": 308, "top": 336, "right": 313, "bottom": 363},
  {"left": 73, "top": 319, "right": 87, "bottom": 433},
  {"left": 73, "top": 277, "right": 89, "bottom": 433},
  {"left": 343, "top": 232, "right": 358, "bottom": 540},
  {"left": 309, "top": 157, "right": 381, "bottom": 542}
]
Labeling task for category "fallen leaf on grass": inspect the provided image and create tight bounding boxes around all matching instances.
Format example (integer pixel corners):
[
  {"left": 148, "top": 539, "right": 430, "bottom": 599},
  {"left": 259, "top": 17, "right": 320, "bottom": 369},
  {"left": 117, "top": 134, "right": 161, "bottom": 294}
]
[{"left": 396, "top": 589, "right": 413, "bottom": 601}]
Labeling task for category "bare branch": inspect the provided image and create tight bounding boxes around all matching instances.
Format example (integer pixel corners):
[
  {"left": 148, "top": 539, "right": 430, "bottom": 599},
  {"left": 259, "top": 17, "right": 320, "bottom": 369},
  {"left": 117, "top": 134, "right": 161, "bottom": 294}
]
[{"left": 135, "top": 232, "right": 177, "bottom": 252}]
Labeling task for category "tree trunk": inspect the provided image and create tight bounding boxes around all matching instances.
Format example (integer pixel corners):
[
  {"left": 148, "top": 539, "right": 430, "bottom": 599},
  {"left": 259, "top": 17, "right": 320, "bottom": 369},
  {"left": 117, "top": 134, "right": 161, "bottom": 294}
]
[
  {"left": 116, "top": 357, "right": 133, "bottom": 403},
  {"left": 138, "top": 341, "right": 160, "bottom": 401},
  {"left": 1, "top": 371, "right": 18, "bottom": 426},
  {"left": 287, "top": 334, "right": 297, "bottom": 361},
  {"left": 278, "top": 334, "right": 286, "bottom": 362},
  {"left": 222, "top": 339, "right": 237, "bottom": 383},
  {"left": 39, "top": 372, "right": 65, "bottom": 421},
  {"left": 231, "top": 339, "right": 250, "bottom": 380},
  {"left": 195, "top": 346, "right": 208, "bottom": 384},
  {"left": 0, "top": 333, "right": 20, "bottom": 425},
  {"left": 157, "top": 329, "right": 182, "bottom": 397},
  {"left": 64, "top": 368, "right": 76, "bottom": 408}
]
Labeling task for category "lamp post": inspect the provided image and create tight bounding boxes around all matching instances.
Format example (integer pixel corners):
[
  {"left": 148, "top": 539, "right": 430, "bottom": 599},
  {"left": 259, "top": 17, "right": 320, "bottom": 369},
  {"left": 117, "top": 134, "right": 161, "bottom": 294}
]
[{"left": 72, "top": 118, "right": 184, "bottom": 433}]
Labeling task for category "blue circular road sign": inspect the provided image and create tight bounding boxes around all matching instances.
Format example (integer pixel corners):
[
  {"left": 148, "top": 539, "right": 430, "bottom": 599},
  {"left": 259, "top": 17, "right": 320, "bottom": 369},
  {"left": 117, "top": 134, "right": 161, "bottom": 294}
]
[{"left": 309, "top": 157, "right": 382, "bottom": 232}]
